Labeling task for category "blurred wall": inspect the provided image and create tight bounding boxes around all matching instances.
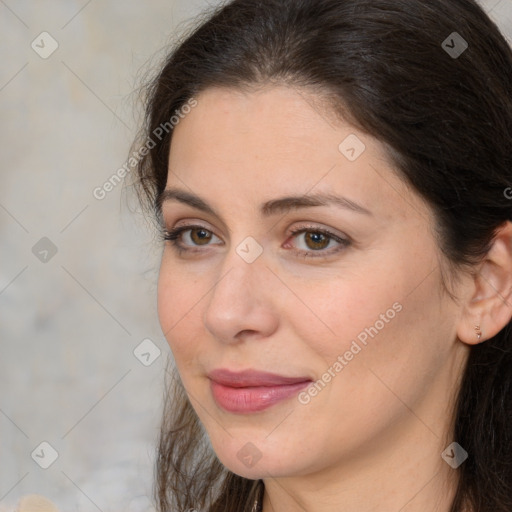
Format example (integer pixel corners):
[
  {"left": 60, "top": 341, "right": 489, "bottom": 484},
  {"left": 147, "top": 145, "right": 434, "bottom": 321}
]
[
  {"left": 1, "top": 0, "right": 511, "bottom": 511},
  {"left": 0, "top": 1, "right": 224, "bottom": 511}
]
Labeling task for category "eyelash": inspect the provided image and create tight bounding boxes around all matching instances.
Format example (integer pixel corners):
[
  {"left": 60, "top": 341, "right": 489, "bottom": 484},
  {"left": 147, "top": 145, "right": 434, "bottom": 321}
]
[{"left": 161, "top": 224, "right": 351, "bottom": 259}]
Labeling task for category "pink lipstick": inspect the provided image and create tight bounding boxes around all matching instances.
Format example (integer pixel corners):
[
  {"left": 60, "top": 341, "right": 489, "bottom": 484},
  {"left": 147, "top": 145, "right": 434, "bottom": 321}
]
[{"left": 208, "top": 369, "right": 312, "bottom": 413}]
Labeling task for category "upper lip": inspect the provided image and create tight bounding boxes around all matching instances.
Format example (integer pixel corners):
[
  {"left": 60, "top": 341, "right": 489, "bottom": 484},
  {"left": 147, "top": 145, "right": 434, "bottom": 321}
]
[{"left": 208, "top": 368, "right": 312, "bottom": 388}]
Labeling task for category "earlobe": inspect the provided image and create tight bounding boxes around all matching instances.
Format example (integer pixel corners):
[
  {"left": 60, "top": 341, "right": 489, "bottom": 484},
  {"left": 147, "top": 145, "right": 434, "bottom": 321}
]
[{"left": 457, "top": 221, "right": 512, "bottom": 346}]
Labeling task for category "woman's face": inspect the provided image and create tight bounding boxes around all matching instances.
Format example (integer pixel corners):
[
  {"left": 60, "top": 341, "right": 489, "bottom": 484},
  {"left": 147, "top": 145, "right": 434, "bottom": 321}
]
[{"left": 157, "top": 86, "right": 468, "bottom": 480}]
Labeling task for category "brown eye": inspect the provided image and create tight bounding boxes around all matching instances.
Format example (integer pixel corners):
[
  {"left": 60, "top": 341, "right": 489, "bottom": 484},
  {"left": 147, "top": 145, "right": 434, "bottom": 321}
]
[
  {"left": 286, "top": 226, "right": 351, "bottom": 257},
  {"left": 189, "top": 228, "right": 213, "bottom": 245},
  {"left": 303, "top": 231, "right": 330, "bottom": 250},
  {"left": 163, "top": 224, "right": 222, "bottom": 251}
]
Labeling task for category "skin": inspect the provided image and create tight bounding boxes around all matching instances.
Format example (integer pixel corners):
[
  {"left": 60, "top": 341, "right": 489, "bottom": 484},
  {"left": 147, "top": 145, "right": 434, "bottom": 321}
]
[{"left": 157, "top": 85, "right": 512, "bottom": 512}]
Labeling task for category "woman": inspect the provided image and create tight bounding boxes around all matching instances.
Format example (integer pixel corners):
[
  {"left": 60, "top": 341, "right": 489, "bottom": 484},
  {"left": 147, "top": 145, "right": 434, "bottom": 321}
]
[{"left": 134, "top": 0, "right": 512, "bottom": 510}]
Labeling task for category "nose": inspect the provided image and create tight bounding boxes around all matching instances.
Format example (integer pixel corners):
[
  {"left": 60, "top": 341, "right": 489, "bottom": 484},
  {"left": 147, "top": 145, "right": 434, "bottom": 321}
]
[{"left": 203, "top": 250, "right": 279, "bottom": 344}]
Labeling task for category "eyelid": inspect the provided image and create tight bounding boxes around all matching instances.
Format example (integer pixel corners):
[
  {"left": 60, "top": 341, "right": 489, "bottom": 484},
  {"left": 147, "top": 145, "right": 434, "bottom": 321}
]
[
  {"left": 172, "top": 218, "right": 218, "bottom": 233},
  {"left": 161, "top": 207, "right": 232, "bottom": 238},
  {"left": 287, "top": 222, "right": 350, "bottom": 241}
]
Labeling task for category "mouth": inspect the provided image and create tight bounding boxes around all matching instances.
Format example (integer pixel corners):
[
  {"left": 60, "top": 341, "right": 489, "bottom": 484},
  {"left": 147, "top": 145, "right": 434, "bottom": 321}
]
[{"left": 208, "top": 368, "right": 312, "bottom": 413}]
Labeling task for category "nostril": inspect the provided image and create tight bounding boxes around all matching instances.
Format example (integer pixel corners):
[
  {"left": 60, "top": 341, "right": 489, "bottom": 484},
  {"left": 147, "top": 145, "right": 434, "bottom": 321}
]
[{"left": 235, "top": 329, "right": 260, "bottom": 339}]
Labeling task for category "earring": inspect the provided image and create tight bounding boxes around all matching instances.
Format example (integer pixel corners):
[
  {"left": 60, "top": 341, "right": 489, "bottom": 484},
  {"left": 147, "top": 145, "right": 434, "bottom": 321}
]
[{"left": 475, "top": 325, "right": 482, "bottom": 340}]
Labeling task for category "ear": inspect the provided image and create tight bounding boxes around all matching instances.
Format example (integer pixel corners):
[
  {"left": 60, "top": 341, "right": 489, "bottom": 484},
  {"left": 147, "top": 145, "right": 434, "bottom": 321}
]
[{"left": 457, "top": 221, "right": 512, "bottom": 345}]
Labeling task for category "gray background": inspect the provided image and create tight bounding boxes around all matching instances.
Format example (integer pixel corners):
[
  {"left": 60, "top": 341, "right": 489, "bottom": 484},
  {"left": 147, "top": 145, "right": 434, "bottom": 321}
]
[{"left": 1, "top": 0, "right": 511, "bottom": 511}]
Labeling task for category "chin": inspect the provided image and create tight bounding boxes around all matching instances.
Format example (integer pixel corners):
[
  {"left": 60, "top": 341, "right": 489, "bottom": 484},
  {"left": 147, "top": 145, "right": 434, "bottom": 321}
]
[{"left": 209, "top": 435, "right": 297, "bottom": 479}]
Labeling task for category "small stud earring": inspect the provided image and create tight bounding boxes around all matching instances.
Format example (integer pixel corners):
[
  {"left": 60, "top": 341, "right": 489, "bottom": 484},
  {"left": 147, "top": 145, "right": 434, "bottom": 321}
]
[{"left": 475, "top": 325, "right": 482, "bottom": 340}]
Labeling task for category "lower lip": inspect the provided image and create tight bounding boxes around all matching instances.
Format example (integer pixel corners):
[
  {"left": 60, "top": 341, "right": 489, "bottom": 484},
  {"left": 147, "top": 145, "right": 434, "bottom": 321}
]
[{"left": 210, "top": 380, "right": 311, "bottom": 413}]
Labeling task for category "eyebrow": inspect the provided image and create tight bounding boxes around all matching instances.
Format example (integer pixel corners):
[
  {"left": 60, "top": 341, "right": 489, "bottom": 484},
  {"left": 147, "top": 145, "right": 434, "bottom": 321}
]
[{"left": 157, "top": 188, "right": 373, "bottom": 218}]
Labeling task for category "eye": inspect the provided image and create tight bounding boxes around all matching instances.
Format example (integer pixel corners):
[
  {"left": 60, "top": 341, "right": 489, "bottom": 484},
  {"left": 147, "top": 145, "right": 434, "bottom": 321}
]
[
  {"left": 294, "top": 231, "right": 334, "bottom": 251},
  {"left": 163, "top": 225, "right": 222, "bottom": 248},
  {"left": 162, "top": 223, "right": 351, "bottom": 258},
  {"left": 285, "top": 226, "right": 351, "bottom": 257}
]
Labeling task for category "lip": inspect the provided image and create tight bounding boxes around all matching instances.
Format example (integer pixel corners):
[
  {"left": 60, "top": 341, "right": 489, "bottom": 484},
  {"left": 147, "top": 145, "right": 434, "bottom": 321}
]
[{"left": 208, "top": 369, "right": 312, "bottom": 413}]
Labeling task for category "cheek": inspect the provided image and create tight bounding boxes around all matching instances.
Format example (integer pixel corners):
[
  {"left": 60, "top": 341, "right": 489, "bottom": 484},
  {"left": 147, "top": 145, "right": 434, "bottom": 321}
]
[
  {"left": 288, "top": 251, "right": 444, "bottom": 390},
  {"left": 157, "top": 260, "right": 178, "bottom": 336},
  {"left": 280, "top": 270, "right": 447, "bottom": 451},
  {"left": 287, "top": 270, "right": 404, "bottom": 364},
  {"left": 157, "top": 257, "right": 205, "bottom": 362},
  {"left": 321, "top": 267, "right": 450, "bottom": 404}
]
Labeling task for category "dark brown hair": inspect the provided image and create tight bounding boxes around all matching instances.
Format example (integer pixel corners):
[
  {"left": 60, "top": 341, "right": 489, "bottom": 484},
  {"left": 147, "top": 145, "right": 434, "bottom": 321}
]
[{"left": 134, "top": 0, "right": 512, "bottom": 510}]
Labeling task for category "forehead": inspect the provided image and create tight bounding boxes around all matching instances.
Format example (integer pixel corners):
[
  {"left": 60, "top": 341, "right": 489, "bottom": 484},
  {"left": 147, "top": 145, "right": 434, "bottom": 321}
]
[
  {"left": 170, "top": 85, "right": 387, "bottom": 162},
  {"left": 166, "top": 85, "right": 428, "bottom": 224}
]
